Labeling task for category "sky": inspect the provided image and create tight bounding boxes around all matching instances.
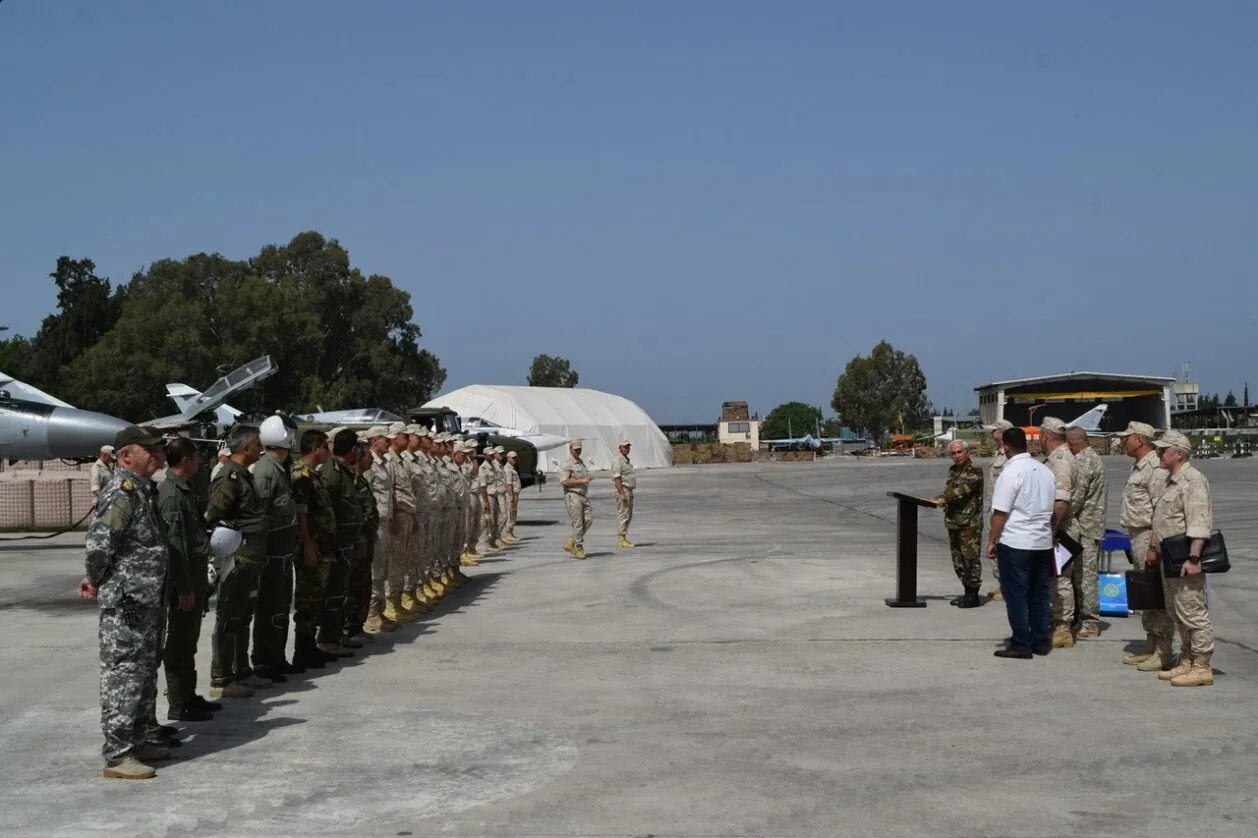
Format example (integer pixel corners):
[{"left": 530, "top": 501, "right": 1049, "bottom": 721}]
[{"left": 2, "top": 1, "right": 1255, "bottom": 422}]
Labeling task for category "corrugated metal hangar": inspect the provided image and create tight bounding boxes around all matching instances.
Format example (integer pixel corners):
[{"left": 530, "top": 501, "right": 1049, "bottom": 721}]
[{"left": 976, "top": 371, "right": 1175, "bottom": 431}]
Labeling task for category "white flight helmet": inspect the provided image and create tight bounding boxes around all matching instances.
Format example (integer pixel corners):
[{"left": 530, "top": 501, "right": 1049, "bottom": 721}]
[
  {"left": 209, "top": 526, "right": 243, "bottom": 558},
  {"left": 259, "top": 415, "right": 292, "bottom": 449}
]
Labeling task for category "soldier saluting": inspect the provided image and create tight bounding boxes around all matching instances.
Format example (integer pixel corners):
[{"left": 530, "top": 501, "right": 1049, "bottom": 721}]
[{"left": 84, "top": 426, "right": 170, "bottom": 780}]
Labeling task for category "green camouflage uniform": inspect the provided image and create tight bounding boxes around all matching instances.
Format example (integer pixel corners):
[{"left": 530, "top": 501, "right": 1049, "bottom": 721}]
[
  {"left": 250, "top": 452, "right": 299, "bottom": 673},
  {"left": 1067, "top": 445, "right": 1108, "bottom": 632},
  {"left": 205, "top": 460, "right": 268, "bottom": 687},
  {"left": 292, "top": 458, "right": 336, "bottom": 643},
  {"left": 86, "top": 468, "right": 168, "bottom": 762},
  {"left": 941, "top": 459, "right": 984, "bottom": 589},
  {"left": 157, "top": 472, "right": 209, "bottom": 712},
  {"left": 347, "top": 470, "right": 379, "bottom": 634},
  {"left": 319, "top": 458, "right": 364, "bottom": 644}
]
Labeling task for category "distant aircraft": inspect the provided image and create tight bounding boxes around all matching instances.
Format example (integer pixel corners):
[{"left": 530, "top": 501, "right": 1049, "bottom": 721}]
[
  {"left": 458, "top": 415, "right": 571, "bottom": 452},
  {"left": 1016, "top": 403, "right": 1109, "bottom": 440},
  {"left": 1, "top": 374, "right": 132, "bottom": 461},
  {"left": 167, "top": 382, "right": 404, "bottom": 429}
]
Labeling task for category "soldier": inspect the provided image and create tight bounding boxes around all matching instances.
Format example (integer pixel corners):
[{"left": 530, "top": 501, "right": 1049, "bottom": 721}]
[
  {"left": 444, "top": 442, "right": 471, "bottom": 588},
  {"left": 1148, "top": 430, "right": 1215, "bottom": 687},
  {"left": 415, "top": 429, "right": 445, "bottom": 607},
  {"left": 205, "top": 425, "right": 270, "bottom": 697},
  {"left": 491, "top": 447, "right": 511, "bottom": 548},
  {"left": 935, "top": 439, "right": 984, "bottom": 607},
  {"left": 1065, "top": 425, "right": 1108, "bottom": 639},
  {"left": 318, "top": 429, "right": 365, "bottom": 656},
  {"left": 291, "top": 429, "right": 339, "bottom": 667},
  {"left": 504, "top": 449, "right": 523, "bottom": 542},
  {"left": 559, "top": 440, "right": 594, "bottom": 560},
  {"left": 1040, "top": 417, "right": 1078, "bottom": 649},
  {"left": 249, "top": 416, "right": 301, "bottom": 681},
  {"left": 84, "top": 426, "right": 170, "bottom": 779},
  {"left": 983, "top": 420, "right": 1014, "bottom": 600},
  {"left": 344, "top": 443, "right": 378, "bottom": 646},
  {"left": 477, "top": 444, "right": 500, "bottom": 552},
  {"left": 363, "top": 427, "right": 398, "bottom": 633},
  {"left": 1117, "top": 421, "right": 1175, "bottom": 670},
  {"left": 461, "top": 441, "right": 484, "bottom": 566},
  {"left": 382, "top": 424, "right": 420, "bottom": 622},
  {"left": 89, "top": 445, "right": 116, "bottom": 503},
  {"left": 157, "top": 437, "right": 217, "bottom": 723},
  {"left": 611, "top": 441, "right": 636, "bottom": 549}
]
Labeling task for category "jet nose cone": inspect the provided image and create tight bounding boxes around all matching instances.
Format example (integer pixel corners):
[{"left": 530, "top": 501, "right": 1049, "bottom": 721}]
[{"left": 46, "top": 409, "right": 133, "bottom": 459}]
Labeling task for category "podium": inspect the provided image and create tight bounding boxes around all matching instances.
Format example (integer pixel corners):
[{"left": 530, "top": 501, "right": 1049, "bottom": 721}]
[{"left": 885, "top": 492, "right": 940, "bottom": 608}]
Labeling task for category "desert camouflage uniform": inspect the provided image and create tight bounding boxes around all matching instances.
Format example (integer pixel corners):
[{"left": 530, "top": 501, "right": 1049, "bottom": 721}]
[
  {"left": 491, "top": 459, "right": 510, "bottom": 539},
  {"left": 449, "top": 457, "right": 469, "bottom": 569},
  {"left": 385, "top": 450, "right": 415, "bottom": 599},
  {"left": 438, "top": 455, "right": 460, "bottom": 568},
  {"left": 504, "top": 459, "right": 522, "bottom": 535},
  {"left": 1121, "top": 450, "right": 1172, "bottom": 641},
  {"left": 1066, "top": 445, "right": 1107, "bottom": 632},
  {"left": 940, "top": 459, "right": 983, "bottom": 589},
  {"left": 611, "top": 451, "right": 636, "bottom": 539},
  {"left": 205, "top": 460, "right": 267, "bottom": 687},
  {"left": 89, "top": 459, "right": 115, "bottom": 501},
  {"left": 249, "top": 452, "right": 298, "bottom": 675},
  {"left": 319, "top": 457, "right": 364, "bottom": 644},
  {"left": 1044, "top": 444, "right": 1077, "bottom": 630},
  {"left": 346, "top": 469, "right": 379, "bottom": 633},
  {"left": 292, "top": 458, "right": 336, "bottom": 642},
  {"left": 86, "top": 468, "right": 168, "bottom": 763},
  {"left": 464, "top": 456, "right": 484, "bottom": 553},
  {"left": 559, "top": 455, "right": 593, "bottom": 548},
  {"left": 1153, "top": 465, "right": 1214, "bottom": 656},
  {"left": 418, "top": 451, "right": 444, "bottom": 583},
  {"left": 982, "top": 447, "right": 1008, "bottom": 584},
  {"left": 366, "top": 450, "right": 395, "bottom": 612}
]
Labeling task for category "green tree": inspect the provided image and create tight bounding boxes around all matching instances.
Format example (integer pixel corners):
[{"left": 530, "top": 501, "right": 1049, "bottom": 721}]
[
  {"left": 60, "top": 232, "right": 445, "bottom": 419},
  {"left": 0, "top": 326, "right": 33, "bottom": 378},
  {"left": 527, "top": 354, "right": 579, "bottom": 387},
  {"left": 23, "top": 257, "right": 126, "bottom": 391},
  {"left": 831, "top": 340, "right": 929, "bottom": 441},
  {"left": 761, "top": 401, "right": 823, "bottom": 440},
  {"left": 1223, "top": 390, "right": 1237, "bottom": 407}
]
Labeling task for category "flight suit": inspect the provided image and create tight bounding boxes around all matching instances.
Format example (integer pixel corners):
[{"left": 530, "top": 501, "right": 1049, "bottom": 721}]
[
  {"left": 319, "top": 457, "right": 363, "bottom": 645},
  {"left": 156, "top": 472, "right": 209, "bottom": 713},
  {"left": 205, "top": 460, "right": 268, "bottom": 687},
  {"left": 250, "top": 452, "right": 299, "bottom": 674}
]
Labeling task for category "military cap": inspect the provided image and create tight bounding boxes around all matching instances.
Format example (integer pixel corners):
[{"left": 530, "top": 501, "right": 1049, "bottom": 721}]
[
  {"left": 1153, "top": 430, "right": 1192, "bottom": 452},
  {"left": 328, "top": 426, "right": 348, "bottom": 439},
  {"left": 114, "top": 425, "right": 164, "bottom": 449},
  {"left": 1117, "top": 421, "right": 1158, "bottom": 439},
  {"left": 387, "top": 421, "right": 405, "bottom": 434},
  {"left": 506, "top": 449, "right": 518, "bottom": 459},
  {"left": 1040, "top": 416, "right": 1068, "bottom": 435},
  {"left": 363, "top": 425, "right": 388, "bottom": 439},
  {"left": 619, "top": 439, "right": 632, "bottom": 447},
  {"left": 985, "top": 419, "right": 1014, "bottom": 432},
  {"left": 570, "top": 440, "right": 583, "bottom": 449},
  {"left": 100, "top": 444, "right": 115, "bottom": 455},
  {"left": 403, "top": 423, "right": 424, "bottom": 435}
]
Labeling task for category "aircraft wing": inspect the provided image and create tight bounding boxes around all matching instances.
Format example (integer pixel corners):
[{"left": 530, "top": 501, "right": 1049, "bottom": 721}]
[
  {"left": 0, "top": 373, "right": 74, "bottom": 408},
  {"left": 178, "top": 356, "right": 276, "bottom": 422}
]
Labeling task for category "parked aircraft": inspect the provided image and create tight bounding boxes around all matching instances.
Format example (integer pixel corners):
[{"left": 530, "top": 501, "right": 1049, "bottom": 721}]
[
  {"left": 458, "top": 415, "right": 570, "bottom": 452},
  {"left": 1017, "top": 403, "right": 1108, "bottom": 440},
  {"left": 0, "top": 375, "right": 132, "bottom": 461}
]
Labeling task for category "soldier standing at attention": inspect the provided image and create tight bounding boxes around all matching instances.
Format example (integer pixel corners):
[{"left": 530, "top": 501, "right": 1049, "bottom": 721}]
[
  {"left": 1148, "top": 430, "right": 1216, "bottom": 687},
  {"left": 504, "top": 450, "right": 522, "bottom": 542},
  {"left": 559, "top": 441, "right": 594, "bottom": 560},
  {"left": 363, "top": 427, "right": 398, "bottom": 634},
  {"left": 1065, "top": 425, "right": 1108, "bottom": 639},
  {"left": 318, "top": 429, "right": 365, "bottom": 657},
  {"left": 291, "top": 430, "right": 339, "bottom": 667},
  {"left": 89, "top": 445, "right": 116, "bottom": 504},
  {"left": 157, "top": 437, "right": 217, "bottom": 723},
  {"left": 249, "top": 416, "right": 301, "bottom": 681},
  {"left": 477, "top": 445, "right": 499, "bottom": 552},
  {"left": 84, "top": 426, "right": 170, "bottom": 779},
  {"left": 611, "top": 441, "right": 637, "bottom": 549},
  {"left": 206, "top": 425, "right": 270, "bottom": 697},
  {"left": 983, "top": 420, "right": 1013, "bottom": 600},
  {"left": 1117, "top": 421, "right": 1174, "bottom": 670},
  {"left": 415, "top": 429, "right": 445, "bottom": 607},
  {"left": 935, "top": 439, "right": 984, "bottom": 608},
  {"left": 345, "top": 442, "right": 379, "bottom": 645},
  {"left": 491, "top": 447, "right": 511, "bottom": 548},
  {"left": 461, "top": 442, "right": 484, "bottom": 565},
  {"left": 1040, "top": 417, "right": 1079, "bottom": 649}
]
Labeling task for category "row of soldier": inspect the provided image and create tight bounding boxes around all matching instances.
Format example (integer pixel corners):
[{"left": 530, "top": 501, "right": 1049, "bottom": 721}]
[
  {"left": 940, "top": 417, "right": 1215, "bottom": 682},
  {"left": 83, "top": 419, "right": 526, "bottom": 780}
]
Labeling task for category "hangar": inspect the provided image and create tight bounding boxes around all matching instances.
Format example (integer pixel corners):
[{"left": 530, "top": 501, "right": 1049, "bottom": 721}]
[{"left": 975, "top": 372, "right": 1175, "bottom": 432}]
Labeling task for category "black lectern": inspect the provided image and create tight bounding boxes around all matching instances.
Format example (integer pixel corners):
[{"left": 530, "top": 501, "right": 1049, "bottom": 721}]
[{"left": 885, "top": 492, "right": 939, "bottom": 608}]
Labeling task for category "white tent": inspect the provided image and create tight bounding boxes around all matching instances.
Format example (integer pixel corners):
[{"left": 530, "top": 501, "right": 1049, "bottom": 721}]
[{"left": 425, "top": 385, "right": 673, "bottom": 472}]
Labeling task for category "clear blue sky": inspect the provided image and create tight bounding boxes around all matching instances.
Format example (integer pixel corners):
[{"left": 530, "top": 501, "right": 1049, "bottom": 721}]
[{"left": 2, "top": 1, "right": 1255, "bottom": 421}]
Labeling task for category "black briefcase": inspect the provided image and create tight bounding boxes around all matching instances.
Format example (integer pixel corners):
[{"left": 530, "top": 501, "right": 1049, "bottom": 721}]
[
  {"left": 1125, "top": 569, "right": 1166, "bottom": 610},
  {"left": 1160, "top": 530, "right": 1230, "bottom": 576}
]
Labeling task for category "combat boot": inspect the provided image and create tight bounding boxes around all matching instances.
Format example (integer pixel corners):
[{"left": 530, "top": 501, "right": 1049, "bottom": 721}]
[
  {"left": 416, "top": 587, "right": 440, "bottom": 609},
  {"left": 168, "top": 705, "right": 213, "bottom": 722},
  {"left": 292, "top": 636, "right": 326, "bottom": 669},
  {"left": 239, "top": 672, "right": 273, "bottom": 689},
  {"left": 136, "top": 744, "right": 171, "bottom": 762},
  {"left": 317, "top": 640, "right": 354, "bottom": 658},
  {"left": 991, "top": 587, "right": 1003, "bottom": 602},
  {"left": 400, "top": 590, "right": 422, "bottom": 615},
  {"left": 339, "top": 633, "right": 365, "bottom": 649},
  {"left": 1159, "top": 653, "right": 1194, "bottom": 681},
  {"left": 383, "top": 596, "right": 407, "bottom": 624},
  {"left": 429, "top": 578, "right": 447, "bottom": 597},
  {"left": 103, "top": 756, "right": 156, "bottom": 780},
  {"left": 493, "top": 538, "right": 509, "bottom": 550},
  {"left": 618, "top": 536, "right": 635, "bottom": 549},
  {"left": 345, "top": 629, "right": 375, "bottom": 645},
  {"left": 460, "top": 552, "right": 479, "bottom": 567},
  {"left": 1171, "top": 653, "right": 1214, "bottom": 687},
  {"left": 1123, "top": 635, "right": 1157, "bottom": 665},
  {"left": 1076, "top": 624, "right": 1101, "bottom": 640},
  {"left": 1051, "top": 625, "right": 1075, "bottom": 648},
  {"left": 208, "top": 683, "right": 254, "bottom": 699},
  {"left": 957, "top": 587, "right": 982, "bottom": 609},
  {"left": 563, "top": 538, "right": 576, "bottom": 556},
  {"left": 574, "top": 545, "right": 586, "bottom": 560}
]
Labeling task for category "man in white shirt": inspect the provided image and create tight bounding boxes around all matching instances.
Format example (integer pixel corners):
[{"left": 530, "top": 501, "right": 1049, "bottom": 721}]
[{"left": 985, "top": 427, "right": 1057, "bottom": 658}]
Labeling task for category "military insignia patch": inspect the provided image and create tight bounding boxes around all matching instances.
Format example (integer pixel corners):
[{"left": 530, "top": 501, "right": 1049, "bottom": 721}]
[
  {"left": 229, "top": 470, "right": 238, "bottom": 481},
  {"left": 120, "top": 479, "right": 135, "bottom": 493}
]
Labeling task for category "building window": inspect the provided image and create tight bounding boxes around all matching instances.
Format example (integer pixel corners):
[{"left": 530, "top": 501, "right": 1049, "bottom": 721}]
[{"left": 728, "top": 422, "right": 749, "bottom": 433}]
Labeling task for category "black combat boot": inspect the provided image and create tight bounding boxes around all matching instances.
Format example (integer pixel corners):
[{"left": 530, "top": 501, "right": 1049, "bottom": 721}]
[
  {"left": 292, "top": 636, "right": 326, "bottom": 670},
  {"left": 957, "top": 587, "right": 982, "bottom": 609}
]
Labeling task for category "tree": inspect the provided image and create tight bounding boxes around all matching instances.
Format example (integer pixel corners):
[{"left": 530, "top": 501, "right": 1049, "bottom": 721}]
[
  {"left": 831, "top": 340, "right": 929, "bottom": 441},
  {"left": 59, "top": 232, "right": 445, "bottom": 419},
  {"left": 967, "top": 408, "right": 981, "bottom": 417},
  {"left": 527, "top": 354, "right": 579, "bottom": 387},
  {"left": 761, "top": 401, "right": 823, "bottom": 440},
  {"left": 23, "top": 257, "right": 126, "bottom": 391},
  {"left": 1224, "top": 391, "right": 1237, "bottom": 407},
  {"left": 0, "top": 326, "right": 32, "bottom": 378}
]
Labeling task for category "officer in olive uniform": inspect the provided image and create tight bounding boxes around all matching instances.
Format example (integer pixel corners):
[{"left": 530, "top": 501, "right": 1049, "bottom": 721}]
[
  {"left": 157, "top": 437, "right": 217, "bottom": 722},
  {"left": 85, "top": 426, "right": 170, "bottom": 780},
  {"left": 318, "top": 429, "right": 365, "bottom": 657},
  {"left": 292, "top": 429, "right": 337, "bottom": 668},
  {"left": 345, "top": 442, "right": 380, "bottom": 645},
  {"left": 205, "top": 426, "right": 270, "bottom": 697},
  {"left": 936, "top": 439, "right": 984, "bottom": 607},
  {"left": 250, "top": 416, "right": 301, "bottom": 681}
]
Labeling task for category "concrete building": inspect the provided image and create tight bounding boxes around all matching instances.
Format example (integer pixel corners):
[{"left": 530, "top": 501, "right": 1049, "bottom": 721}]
[
  {"left": 975, "top": 371, "right": 1175, "bottom": 431},
  {"left": 717, "top": 418, "right": 759, "bottom": 447}
]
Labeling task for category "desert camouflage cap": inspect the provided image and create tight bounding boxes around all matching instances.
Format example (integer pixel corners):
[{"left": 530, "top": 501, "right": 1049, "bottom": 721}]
[
  {"left": 1040, "top": 416, "right": 1068, "bottom": 435},
  {"left": 100, "top": 445, "right": 115, "bottom": 455},
  {"left": 986, "top": 419, "right": 1014, "bottom": 432},
  {"left": 1117, "top": 421, "right": 1158, "bottom": 439},
  {"left": 1153, "top": 429, "right": 1192, "bottom": 451}
]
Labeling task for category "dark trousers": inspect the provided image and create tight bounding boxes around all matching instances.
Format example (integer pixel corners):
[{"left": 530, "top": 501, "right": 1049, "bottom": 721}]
[
  {"left": 345, "top": 536, "right": 375, "bottom": 635},
  {"left": 163, "top": 589, "right": 205, "bottom": 708},
  {"left": 996, "top": 543, "right": 1053, "bottom": 652},
  {"left": 318, "top": 546, "right": 354, "bottom": 645},
  {"left": 210, "top": 561, "right": 260, "bottom": 686},
  {"left": 252, "top": 553, "right": 294, "bottom": 670}
]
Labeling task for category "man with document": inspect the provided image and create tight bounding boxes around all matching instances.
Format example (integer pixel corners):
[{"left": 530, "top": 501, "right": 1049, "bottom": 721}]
[{"left": 985, "top": 427, "right": 1057, "bottom": 659}]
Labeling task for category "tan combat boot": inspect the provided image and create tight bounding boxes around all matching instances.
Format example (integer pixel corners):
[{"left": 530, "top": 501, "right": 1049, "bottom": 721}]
[
  {"left": 1051, "top": 625, "right": 1075, "bottom": 648},
  {"left": 1158, "top": 652, "right": 1193, "bottom": 681},
  {"left": 209, "top": 683, "right": 254, "bottom": 699},
  {"left": 493, "top": 538, "right": 509, "bottom": 550},
  {"left": 574, "top": 545, "right": 586, "bottom": 560},
  {"left": 383, "top": 595, "right": 406, "bottom": 624},
  {"left": 991, "top": 587, "right": 1003, "bottom": 602},
  {"left": 1171, "top": 653, "right": 1213, "bottom": 687},
  {"left": 428, "top": 577, "right": 447, "bottom": 597},
  {"left": 460, "top": 552, "right": 479, "bottom": 567},
  {"left": 103, "top": 756, "right": 157, "bottom": 780},
  {"left": 365, "top": 605, "right": 384, "bottom": 634},
  {"left": 618, "top": 536, "right": 635, "bottom": 549},
  {"left": 563, "top": 538, "right": 576, "bottom": 556},
  {"left": 1123, "top": 635, "right": 1157, "bottom": 665}
]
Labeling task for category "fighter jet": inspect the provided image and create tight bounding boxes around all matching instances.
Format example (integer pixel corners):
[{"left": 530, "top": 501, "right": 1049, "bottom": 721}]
[
  {"left": 148, "top": 356, "right": 278, "bottom": 434},
  {"left": 0, "top": 374, "right": 131, "bottom": 461}
]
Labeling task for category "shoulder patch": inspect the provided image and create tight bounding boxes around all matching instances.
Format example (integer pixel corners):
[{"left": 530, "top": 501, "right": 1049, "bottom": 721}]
[
  {"left": 229, "top": 470, "right": 238, "bottom": 481},
  {"left": 120, "top": 479, "right": 135, "bottom": 493}
]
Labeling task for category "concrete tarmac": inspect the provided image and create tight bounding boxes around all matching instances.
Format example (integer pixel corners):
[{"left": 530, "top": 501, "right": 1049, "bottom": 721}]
[{"left": 1, "top": 456, "right": 1256, "bottom": 837}]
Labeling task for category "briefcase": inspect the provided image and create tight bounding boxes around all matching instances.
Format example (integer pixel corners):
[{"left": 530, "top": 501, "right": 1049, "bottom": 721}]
[
  {"left": 1160, "top": 530, "right": 1230, "bottom": 576},
  {"left": 1125, "top": 569, "right": 1166, "bottom": 611}
]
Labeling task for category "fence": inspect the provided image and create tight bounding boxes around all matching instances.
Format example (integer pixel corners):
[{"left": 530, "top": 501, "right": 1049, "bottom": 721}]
[{"left": 0, "top": 477, "right": 94, "bottom": 531}]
